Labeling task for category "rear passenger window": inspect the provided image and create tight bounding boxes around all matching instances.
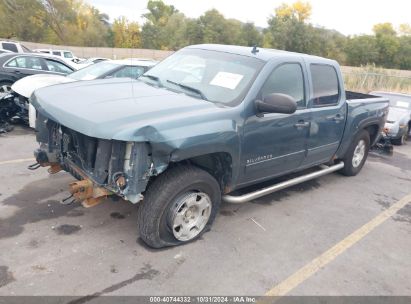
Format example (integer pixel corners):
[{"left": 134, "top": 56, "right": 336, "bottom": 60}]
[
  {"left": 6, "top": 56, "right": 44, "bottom": 70},
  {"left": 310, "top": 64, "right": 339, "bottom": 106},
  {"left": 260, "top": 63, "right": 305, "bottom": 108}
]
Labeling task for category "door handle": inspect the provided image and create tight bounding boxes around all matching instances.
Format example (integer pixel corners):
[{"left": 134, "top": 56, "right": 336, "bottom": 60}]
[
  {"left": 294, "top": 121, "right": 310, "bottom": 128},
  {"left": 327, "top": 114, "right": 345, "bottom": 122}
]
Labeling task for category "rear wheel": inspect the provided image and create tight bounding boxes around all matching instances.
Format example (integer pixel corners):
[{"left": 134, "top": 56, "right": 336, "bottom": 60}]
[
  {"left": 137, "top": 165, "right": 221, "bottom": 248},
  {"left": 339, "top": 130, "right": 370, "bottom": 176}
]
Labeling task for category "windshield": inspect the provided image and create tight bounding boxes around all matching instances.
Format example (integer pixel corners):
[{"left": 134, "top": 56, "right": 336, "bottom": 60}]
[
  {"left": 139, "top": 48, "right": 264, "bottom": 105},
  {"left": 64, "top": 52, "right": 74, "bottom": 58},
  {"left": 68, "top": 61, "right": 119, "bottom": 80}
]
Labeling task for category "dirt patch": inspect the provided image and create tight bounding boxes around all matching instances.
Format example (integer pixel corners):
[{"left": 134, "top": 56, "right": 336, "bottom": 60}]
[
  {"left": 374, "top": 193, "right": 399, "bottom": 209},
  {"left": 55, "top": 224, "right": 82, "bottom": 235},
  {"left": 110, "top": 265, "right": 118, "bottom": 273},
  {"left": 67, "top": 264, "right": 159, "bottom": 304},
  {"left": 0, "top": 175, "right": 77, "bottom": 239},
  {"left": 31, "top": 265, "right": 47, "bottom": 272},
  {"left": 220, "top": 210, "right": 236, "bottom": 216},
  {"left": 66, "top": 209, "right": 85, "bottom": 217},
  {"left": 0, "top": 266, "right": 15, "bottom": 288},
  {"left": 249, "top": 179, "right": 321, "bottom": 205},
  {"left": 393, "top": 204, "right": 411, "bottom": 224},
  {"left": 110, "top": 212, "right": 125, "bottom": 219},
  {"left": 369, "top": 151, "right": 411, "bottom": 172},
  {"left": 27, "top": 239, "right": 41, "bottom": 249}
]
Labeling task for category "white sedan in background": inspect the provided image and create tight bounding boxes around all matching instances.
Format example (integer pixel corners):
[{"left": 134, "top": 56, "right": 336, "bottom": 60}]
[{"left": 10, "top": 59, "right": 158, "bottom": 127}]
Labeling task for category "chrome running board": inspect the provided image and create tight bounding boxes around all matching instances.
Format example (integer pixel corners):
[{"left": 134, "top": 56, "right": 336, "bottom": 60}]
[{"left": 222, "top": 162, "right": 345, "bottom": 204}]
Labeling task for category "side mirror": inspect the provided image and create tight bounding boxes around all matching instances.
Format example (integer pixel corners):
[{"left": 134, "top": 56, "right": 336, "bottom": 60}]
[{"left": 256, "top": 93, "right": 297, "bottom": 114}]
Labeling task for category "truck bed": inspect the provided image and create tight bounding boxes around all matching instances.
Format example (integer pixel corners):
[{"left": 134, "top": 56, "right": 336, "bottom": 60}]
[
  {"left": 346, "top": 90, "right": 380, "bottom": 101},
  {"left": 335, "top": 92, "right": 389, "bottom": 159}
]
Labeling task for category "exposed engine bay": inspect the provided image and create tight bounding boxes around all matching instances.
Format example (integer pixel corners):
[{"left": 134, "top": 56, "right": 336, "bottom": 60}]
[{"left": 34, "top": 112, "right": 155, "bottom": 205}]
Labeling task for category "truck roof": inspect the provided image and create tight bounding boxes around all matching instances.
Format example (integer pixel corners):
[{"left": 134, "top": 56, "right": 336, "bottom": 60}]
[{"left": 187, "top": 44, "right": 335, "bottom": 64}]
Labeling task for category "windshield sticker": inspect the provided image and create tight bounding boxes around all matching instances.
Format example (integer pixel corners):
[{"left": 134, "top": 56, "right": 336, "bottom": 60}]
[
  {"left": 210, "top": 72, "right": 244, "bottom": 90},
  {"left": 395, "top": 101, "right": 409, "bottom": 108}
]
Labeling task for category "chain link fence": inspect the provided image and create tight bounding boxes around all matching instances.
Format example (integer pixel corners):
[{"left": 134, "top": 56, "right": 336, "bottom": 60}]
[{"left": 341, "top": 66, "right": 411, "bottom": 94}]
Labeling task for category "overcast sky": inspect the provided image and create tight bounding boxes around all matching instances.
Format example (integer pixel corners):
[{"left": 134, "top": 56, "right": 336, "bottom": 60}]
[{"left": 86, "top": 0, "right": 410, "bottom": 36}]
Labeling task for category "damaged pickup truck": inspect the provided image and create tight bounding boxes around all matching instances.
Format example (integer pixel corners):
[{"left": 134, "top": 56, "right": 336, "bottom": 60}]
[{"left": 31, "top": 44, "right": 389, "bottom": 248}]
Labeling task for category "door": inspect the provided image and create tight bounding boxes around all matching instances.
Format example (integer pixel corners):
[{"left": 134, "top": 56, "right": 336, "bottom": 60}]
[
  {"left": 241, "top": 62, "right": 310, "bottom": 184},
  {"left": 303, "top": 64, "right": 346, "bottom": 166}
]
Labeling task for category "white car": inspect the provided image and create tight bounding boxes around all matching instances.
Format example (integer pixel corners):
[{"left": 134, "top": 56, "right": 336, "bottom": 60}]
[
  {"left": 11, "top": 59, "right": 157, "bottom": 128},
  {"left": 33, "top": 48, "right": 83, "bottom": 64},
  {"left": 0, "top": 41, "right": 31, "bottom": 53},
  {"left": 76, "top": 57, "right": 109, "bottom": 67},
  {"left": 371, "top": 91, "right": 411, "bottom": 145},
  {"left": 0, "top": 48, "right": 13, "bottom": 54}
]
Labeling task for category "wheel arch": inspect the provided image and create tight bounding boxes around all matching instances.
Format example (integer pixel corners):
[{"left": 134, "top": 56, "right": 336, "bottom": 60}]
[
  {"left": 363, "top": 123, "right": 380, "bottom": 145},
  {"left": 171, "top": 152, "right": 234, "bottom": 194}
]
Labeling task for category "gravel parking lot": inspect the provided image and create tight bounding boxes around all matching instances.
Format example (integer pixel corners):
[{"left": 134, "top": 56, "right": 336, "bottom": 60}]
[{"left": 0, "top": 127, "right": 410, "bottom": 298}]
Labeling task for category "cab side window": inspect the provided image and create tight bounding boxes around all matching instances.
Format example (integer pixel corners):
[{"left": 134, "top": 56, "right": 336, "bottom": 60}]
[
  {"left": 310, "top": 64, "right": 339, "bottom": 106},
  {"left": 260, "top": 63, "right": 305, "bottom": 108}
]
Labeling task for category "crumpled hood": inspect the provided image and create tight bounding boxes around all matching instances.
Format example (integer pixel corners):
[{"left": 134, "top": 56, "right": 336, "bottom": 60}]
[
  {"left": 32, "top": 78, "right": 227, "bottom": 141},
  {"left": 12, "top": 74, "right": 73, "bottom": 98}
]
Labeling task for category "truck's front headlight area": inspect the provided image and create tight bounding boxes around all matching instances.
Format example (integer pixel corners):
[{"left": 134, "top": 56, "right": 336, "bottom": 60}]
[{"left": 123, "top": 142, "right": 134, "bottom": 172}]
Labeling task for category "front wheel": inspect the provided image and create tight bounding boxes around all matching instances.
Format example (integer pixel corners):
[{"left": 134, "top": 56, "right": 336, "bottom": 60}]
[
  {"left": 391, "top": 126, "right": 409, "bottom": 145},
  {"left": 137, "top": 165, "right": 221, "bottom": 248},
  {"left": 0, "top": 81, "right": 12, "bottom": 95},
  {"left": 339, "top": 130, "right": 370, "bottom": 176}
]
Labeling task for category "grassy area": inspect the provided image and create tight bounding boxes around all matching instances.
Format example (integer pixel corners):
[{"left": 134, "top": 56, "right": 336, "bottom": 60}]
[{"left": 341, "top": 65, "right": 411, "bottom": 94}]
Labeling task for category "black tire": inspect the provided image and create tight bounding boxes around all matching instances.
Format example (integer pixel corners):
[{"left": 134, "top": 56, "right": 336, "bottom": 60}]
[
  {"left": 137, "top": 165, "right": 221, "bottom": 248},
  {"left": 391, "top": 126, "right": 408, "bottom": 145},
  {"left": 339, "top": 129, "right": 370, "bottom": 176}
]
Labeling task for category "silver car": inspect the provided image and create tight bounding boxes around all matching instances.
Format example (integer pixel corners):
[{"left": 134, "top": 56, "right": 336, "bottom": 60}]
[{"left": 371, "top": 91, "right": 411, "bottom": 145}]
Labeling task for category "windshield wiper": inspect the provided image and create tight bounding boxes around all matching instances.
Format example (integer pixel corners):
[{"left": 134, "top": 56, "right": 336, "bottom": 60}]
[
  {"left": 140, "top": 74, "right": 162, "bottom": 86},
  {"left": 166, "top": 80, "right": 208, "bottom": 101}
]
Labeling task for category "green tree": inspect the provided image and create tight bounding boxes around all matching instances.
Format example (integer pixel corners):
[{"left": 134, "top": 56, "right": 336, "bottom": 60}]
[
  {"left": 395, "top": 36, "right": 411, "bottom": 69},
  {"left": 239, "top": 23, "right": 262, "bottom": 46},
  {"left": 143, "top": 0, "right": 177, "bottom": 26},
  {"left": 275, "top": 0, "right": 312, "bottom": 22},
  {"left": 0, "top": 0, "right": 46, "bottom": 41},
  {"left": 198, "top": 9, "right": 228, "bottom": 44},
  {"left": 141, "top": 0, "right": 179, "bottom": 49},
  {"left": 399, "top": 24, "right": 411, "bottom": 36},
  {"left": 373, "top": 23, "right": 400, "bottom": 67},
  {"left": 265, "top": 1, "right": 317, "bottom": 53},
  {"left": 112, "top": 16, "right": 141, "bottom": 48},
  {"left": 0, "top": 0, "right": 111, "bottom": 46},
  {"left": 345, "top": 35, "right": 379, "bottom": 66}
]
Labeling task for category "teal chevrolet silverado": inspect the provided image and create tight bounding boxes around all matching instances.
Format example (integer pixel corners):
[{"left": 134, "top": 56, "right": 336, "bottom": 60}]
[{"left": 31, "top": 44, "right": 389, "bottom": 248}]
